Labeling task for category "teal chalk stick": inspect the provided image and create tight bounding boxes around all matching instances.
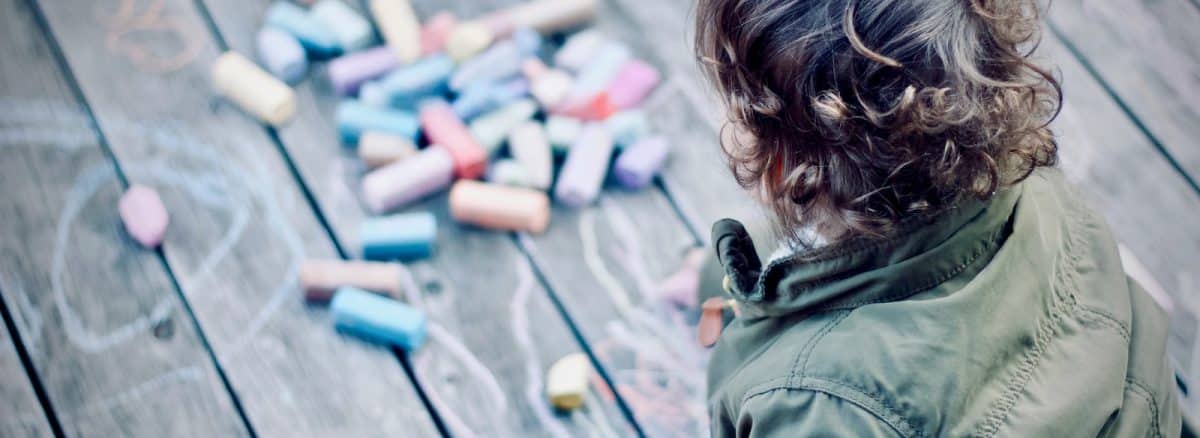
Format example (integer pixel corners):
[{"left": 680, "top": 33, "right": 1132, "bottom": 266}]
[
  {"left": 264, "top": 1, "right": 340, "bottom": 57},
  {"left": 331, "top": 287, "right": 427, "bottom": 350},
  {"left": 360, "top": 212, "right": 436, "bottom": 260},
  {"left": 336, "top": 100, "right": 419, "bottom": 144}
]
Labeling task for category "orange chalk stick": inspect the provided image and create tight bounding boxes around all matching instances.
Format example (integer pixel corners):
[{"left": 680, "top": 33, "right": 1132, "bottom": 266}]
[{"left": 448, "top": 180, "right": 550, "bottom": 233}]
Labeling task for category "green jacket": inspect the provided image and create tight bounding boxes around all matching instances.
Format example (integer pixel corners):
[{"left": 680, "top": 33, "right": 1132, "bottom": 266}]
[{"left": 703, "top": 169, "right": 1181, "bottom": 437}]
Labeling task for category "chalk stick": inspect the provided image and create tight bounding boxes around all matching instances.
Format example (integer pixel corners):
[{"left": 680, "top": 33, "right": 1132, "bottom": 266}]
[
  {"left": 565, "top": 41, "right": 631, "bottom": 104},
  {"left": 358, "top": 131, "right": 417, "bottom": 168},
  {"left": 607, "top": 59, "right": 660, "bottom": 109},
  {"left": 212, "top": 51, "right": 297, "bottom": 126},
  {"left": 554, "top": 123, "right": 613, "bottom": 207},
  {"left": 487, "top": 159, "right": 533, "bottom": 187},
  {"left": 468, "top": 98, "right": 538, "bottom": 154},
  {"left": 327, "top": 47, "right": 399, "bottom": 96},
  {"left": 336, "top": 100, "right": 418, "bottom": 144},
  {"left": 558, "top": 92, "right": 615, "bottom": 121},
  {"left": 507, "top": 121, "right": 552, "bottom": 189},
  {"left": 605, "top": 109, "right": 649, "bottom": 147},
  {"left": 367, "top": 54, "right": 455, "bottom": 108},
  {"left": 522, "top": 58, "right": 573, "bottom": 109},
  {"left": 449, "top": 180, "right": 550, "bottom": 233},
  {"left": 362, "top": 146, "right": 454, "bottom": 213},
  {"left": 546, "top": 353, "right": 590, "bottom": 411},
  {"left": 311, "top": 0, "right": 373, "bottom": 52},
  {"left": 118, "top": 184, "right": 168, "bottom": 248},
  {"left": 545, "top": 115, "right": 583, "bottom": 154},
  {"left": 255, "top": 27, "right": 308, "bottom": 84},
  {"left": 445, "top": 21, "right": 493, "bottom": 62},
  {"left": 613, "top": 135, "right": 669, "bottom": 189},
  {"left": 554, "top": 30, "right": 604, "bottom": 72},
  {"left": 360, "top": 212, "right": 436, "bottom": 260},
  {"left": 483, "top": 0, "right": 597, "bottom": 37},
  {"left": 300, "top": 259, "right": 403, "bottom": 301},
  {"left": 656, "top": 248, "right": 706, "bottom": 308},
  {"left": 451, "top": 77, "right": 529, "bottom": 120},
  {"left": 449, "top": 29, "right": 540, "bottom": 91},
  {"left": 264, "top": 1, "right": 340, "bottom": 56},
  {"left": 420, "top": 12, "right": 457, "bottom": 55},
  {"left": 418, "top": 100, "right": 488, "bottom": 179},
  {"left": 369, "top": 0, "right": 421, "bottom": 63},
  {"left": 331, "top": 286, "right": 427, "bottom": 350}
]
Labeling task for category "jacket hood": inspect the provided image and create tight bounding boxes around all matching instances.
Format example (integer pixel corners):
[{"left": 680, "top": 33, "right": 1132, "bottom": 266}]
[{"left": 711, "top": 184, "right": 1023, "bottom": 319}]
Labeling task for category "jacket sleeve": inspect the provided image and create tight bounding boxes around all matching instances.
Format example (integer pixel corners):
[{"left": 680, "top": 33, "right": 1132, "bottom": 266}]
[{"left": 717, "top": 388, "right": 904, "bottom": 438}]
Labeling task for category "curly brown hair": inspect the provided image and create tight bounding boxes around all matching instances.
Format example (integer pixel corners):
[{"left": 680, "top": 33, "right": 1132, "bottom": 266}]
[{"left": 695, "top": 0, "right": 1061, "bottom": 242}]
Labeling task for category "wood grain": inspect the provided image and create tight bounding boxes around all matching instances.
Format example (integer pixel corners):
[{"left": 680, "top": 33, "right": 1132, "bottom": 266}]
[
  {"left": 1049, "top": 0, "right": 1200, "bottom": 184},
  {"left": 0, "top": 0, "right": 248, "bottom": 435},
  {"left": 197, "top": 0, "right": 636, "bottom": 433},
  {"left": 0, "top": 311, "right": 53, "bottom": 437},
  {"left": 29, "top": 0, "right": 439, "bottom": 434}
]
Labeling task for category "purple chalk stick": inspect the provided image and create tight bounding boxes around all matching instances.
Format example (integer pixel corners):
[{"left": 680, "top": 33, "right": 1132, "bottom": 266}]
[
  {"left": 613, "top": 136, "right": 669, "bottom": 189},
  {"left": 329, "top": 46, "right": 400, "bottom": 95},
  {"left": 362, "top": 146, "right": 454, "bottom": 213},
  {"left": 554, "top": 123, "right": 614, "bottom": 207},
  {"left": 118, "top": 184, "right": 169, "bottom": 248}
]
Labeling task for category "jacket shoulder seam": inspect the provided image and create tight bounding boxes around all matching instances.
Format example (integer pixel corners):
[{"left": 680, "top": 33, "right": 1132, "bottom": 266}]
[
  {"left": 788, "top": 310, "right": 853, "bottom": 387},
  {"left": 743, "top": 378, "right": 919, "bottom": 438}
]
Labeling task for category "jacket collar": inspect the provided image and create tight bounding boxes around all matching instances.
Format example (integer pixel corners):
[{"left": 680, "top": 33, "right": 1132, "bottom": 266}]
[{"left": 712, "top": 184, "right": 1023, "bottom": 319}]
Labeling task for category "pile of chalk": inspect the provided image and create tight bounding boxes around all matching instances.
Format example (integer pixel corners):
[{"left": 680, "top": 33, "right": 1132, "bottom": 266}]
[{"left": 210, "top": 0, "right": 667, "bottom": 412}]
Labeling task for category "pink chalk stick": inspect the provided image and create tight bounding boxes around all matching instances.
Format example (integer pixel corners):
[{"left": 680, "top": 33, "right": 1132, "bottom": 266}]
[
  {"left": 419, "top": 12, "right": 457, "bottom": 55},
  {"left": 118, "top": 184, "right": 169, "bottom": 248},
  {"left": 329, "top": 46, "right": 400, "bottom": 95},
  {"left": 657, "top": 248, "right": 706, "bottom": 308},
  {"left": 418, "top": 100, "right": 488, "bottom": 179},
  {"left": 362, "top": 146, "right": 454, "bottom": 213},
  {"left": 607, "top": 60, "right": 660, "bottom": 109}
]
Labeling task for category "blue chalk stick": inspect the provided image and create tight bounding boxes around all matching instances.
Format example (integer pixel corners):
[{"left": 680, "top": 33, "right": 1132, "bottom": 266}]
[
  {"left": 360, "top": 212, "right": 436, "bottom": 260},
  {"left": 373, "top": 55, "right": 455, "bottom": 109},
  {"left": 264, "top": 1, "right": 340, "bottom": 57},
  {"left": 451, "top": 77, "right": 529, "bottom": 120},
  {"left": 331, "top": 286, "right": 427, "bottom": 350},
  {"left": 336, "top": 100, "right": 419, "bottom": 144}
]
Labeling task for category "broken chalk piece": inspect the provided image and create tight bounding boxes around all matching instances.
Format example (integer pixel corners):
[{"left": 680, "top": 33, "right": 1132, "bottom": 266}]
[
  {"left": 255, "top": 27, "right": 308, "bottom": 84},
  {"left": 545, "top": 115, "right": 583, "bottom": 154},
  {"left": 554, "top": 123, "right": 614, "bottom": 207},
  {"left": 419, "top": 100, "right": 489, "bottom": 179},
  {"left": 449, "top": 180, "right": 550, "bottom": 234},
  {"left": 118, "top": 184, "right": 169, "bottom": 248},
  {"left": 554, "top": 30, "right": 604, "bottom": 72},
  {"left": 523, "top": 58, "right": 573, "bottom": 109},
  {"left": 311, "top": 0, "right": 373, "bottom": 52},
  {"left": 508, "top": 121, "right": 553, "bottom": 189},
  {"left": 300, "top": 259, "right": 403, "bottom": 301},
  {"left": 362, "top": 146, "right": 454, "bottom": 214},
  {"left": 607, "top": 59, "right": 660, "bottom": 110},
  {"left": 360, "top": 212, "right": 437, "bottom": 260},
  {"left": 212, "top": 51, "right": 297, "bottom": 126},
  {"left": 605, "top": 109, "right": 650, "bottom": 147},
  {"left": 332, "top": 286, "right": 427, "bottom": 350},
  {"left": 445, "top": 21, "right": 493, "bottom": 62},
  {"left": 613, "top": 135, "right": 669, "bottom": 189},
  {"left": 369, "top": 0, "right": 421, "bottom": 63},
  {"left": 264, "top": 1, "right": 340, "bottom": 56},
  {"left": 357, "top": 131, "right": 417, "bottom": 169},
  {"left": 419, "top": 12, "right": 457, "bottom": 56},
  {"left": 336, "top": 100, "right": 419, "bottom": 144},
  {"left": 546, "top": 353, "right": 591, "bottom": 411},
  {"left": 328, "top": 46, "right": 400, "bottom": 96},
  {"left": 468, "top": 98, "right": 539, "bottom": 154},
  {"left": 487, "top": 159, "right": 533, "bottom": 188}
]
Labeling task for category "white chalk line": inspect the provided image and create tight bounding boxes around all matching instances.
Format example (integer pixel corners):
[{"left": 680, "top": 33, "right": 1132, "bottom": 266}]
[{"left": 508, "top": 256, "right": 572, "bottom": 438}]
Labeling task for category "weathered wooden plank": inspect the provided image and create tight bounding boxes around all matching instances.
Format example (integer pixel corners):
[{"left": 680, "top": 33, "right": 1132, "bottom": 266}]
[
  {"left": 197, "top": 0, "right": 636, "bottom": 434},
  {"left": 30, "top": 0, "right": 439, "bottom": 434},
  {"left": 0, "top": 310, "right": 54, "bottom": 437},
  {"left": 1048, "top": 0, "right": 1200, "bottom": 184},
  {"left": 0, "top": 0, "right": 248, "bottom": 435}
]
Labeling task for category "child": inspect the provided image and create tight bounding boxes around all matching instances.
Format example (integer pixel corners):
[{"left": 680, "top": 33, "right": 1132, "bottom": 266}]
[{"left": 692, "top": 0, "right": 1181, "bottom": 435}]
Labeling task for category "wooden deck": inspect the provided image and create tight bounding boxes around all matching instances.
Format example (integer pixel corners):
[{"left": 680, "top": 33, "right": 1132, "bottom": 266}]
[{"left": 0, "top": 0, "right": 1197, "bottom": 436}]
